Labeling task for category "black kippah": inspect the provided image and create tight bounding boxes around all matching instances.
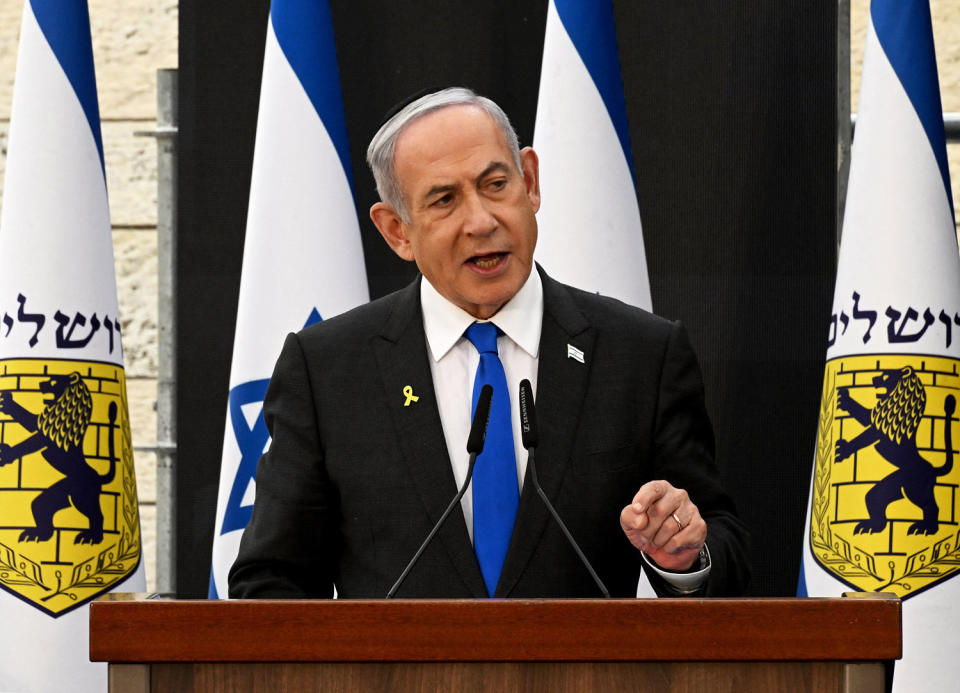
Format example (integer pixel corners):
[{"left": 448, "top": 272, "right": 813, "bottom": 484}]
[{"left": 375, "top": 85, "right": 471, "bottom": 132}]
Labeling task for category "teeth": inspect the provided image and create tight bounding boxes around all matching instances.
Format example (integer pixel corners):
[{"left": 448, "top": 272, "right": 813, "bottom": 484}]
[{"left": 474, "top": 254, "right": 501, "bottom": 269}]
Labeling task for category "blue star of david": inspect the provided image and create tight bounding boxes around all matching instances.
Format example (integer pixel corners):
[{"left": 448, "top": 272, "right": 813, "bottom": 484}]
[{"left": 218, "top": 308, "right": 323, "bottom": 536}]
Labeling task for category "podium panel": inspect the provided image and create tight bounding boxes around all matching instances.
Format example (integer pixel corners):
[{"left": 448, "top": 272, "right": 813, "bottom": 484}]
[
  {"left": 91, "top": 597, "right": 900, "bottom": 692},
  {"left": 111, "top": 661, "right": 883, "bottom": 693}
]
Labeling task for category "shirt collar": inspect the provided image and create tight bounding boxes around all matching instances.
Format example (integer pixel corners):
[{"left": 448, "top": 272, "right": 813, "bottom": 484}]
[{"left": 420, "top": 268, "right": 543, "bottom": 361}]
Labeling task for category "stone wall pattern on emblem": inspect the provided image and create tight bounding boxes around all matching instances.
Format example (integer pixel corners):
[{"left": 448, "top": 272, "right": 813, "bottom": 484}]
[
  {"left": 0, "top": 360, "right": 141, "bottom": 616},
  {"left": 811, "top": 354, "right": 960, "bottom": 599}
]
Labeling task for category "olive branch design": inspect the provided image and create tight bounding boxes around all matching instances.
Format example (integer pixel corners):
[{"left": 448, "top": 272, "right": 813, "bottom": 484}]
[
  {"left": 878, "top": 530, "right": 960, "bottom": 594},
  {"left": 119, "top": 413, "right": 140, "bottom": 538},
  {"left": 41, "top": 534, "right": 140, "bottom": 605},
  {"left": 0, "top": 542, "right": 49, "bottom": 592},
  {"left": 810, "top": 370, "right": 835, "bottom": 544},
  {"left": 809, "top": 369, "right": 883, "bottom": 582}
]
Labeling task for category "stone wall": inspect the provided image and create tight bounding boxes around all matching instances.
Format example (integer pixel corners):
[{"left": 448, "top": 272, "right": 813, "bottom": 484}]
[{"left": 0, "top": 0, "right": 177, "bottom": 591}]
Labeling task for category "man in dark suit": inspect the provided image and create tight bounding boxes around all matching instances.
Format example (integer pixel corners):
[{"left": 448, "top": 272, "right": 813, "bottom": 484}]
[{"left": 229, "top": 88, "right": 748, "bottom": 599}]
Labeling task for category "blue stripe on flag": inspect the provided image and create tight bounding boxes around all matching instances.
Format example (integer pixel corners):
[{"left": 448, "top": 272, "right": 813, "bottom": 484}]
[
  {"left": 796, "top": 553, "right": 807, "bottom": 597},
  {"left": 29, "top": 0, "right": 104, "bottom": 172},
  {"left": 872, "top": 0, "right": 954, "bottom": 217},
  {"left": 553, "top": 0, "right": 635, "bottom": 181},
  {"left": 271, "top": 0, "right": 355, "bottom": 193}
]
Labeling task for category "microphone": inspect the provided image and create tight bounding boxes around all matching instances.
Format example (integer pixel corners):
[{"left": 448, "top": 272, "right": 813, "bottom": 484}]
[
  {"left": 467, "top": 384, "right": 493, "bottom": 454},
  {"left": 518, "top": 379, "right": 610, "bottom": 598},
  {"left": 386, "top": 384, "right": 493, "bottom": 598},
  {"left": 518, "top": 377, "right": 537, "bottom": 449}
]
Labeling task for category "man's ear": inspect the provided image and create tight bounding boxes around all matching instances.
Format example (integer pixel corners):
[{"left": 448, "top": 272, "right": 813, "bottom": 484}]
[
  {"left": 370, "top": 202, "right": 415, "bottom": 261},
  {"left": 519, "top": 146, "right": 541, "bottom": 213}
]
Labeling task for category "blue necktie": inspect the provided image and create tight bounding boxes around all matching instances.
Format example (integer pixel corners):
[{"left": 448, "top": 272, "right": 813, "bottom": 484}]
[{"left": 465, "top": 321, "right": 519, "bottom": 596}]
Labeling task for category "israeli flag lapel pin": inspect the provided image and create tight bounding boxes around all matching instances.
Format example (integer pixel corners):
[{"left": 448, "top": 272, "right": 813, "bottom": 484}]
[{"left": 567, "top": 344, "right": 585, "bottom": 363}]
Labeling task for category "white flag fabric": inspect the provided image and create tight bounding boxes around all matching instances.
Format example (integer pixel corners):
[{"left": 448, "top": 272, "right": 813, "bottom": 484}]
[
  {"left": 533, "top": 0, "right": 652, "bottom": 311},
  {"left": 208, "top": 0, "right": 369, "bottom": 599},
  {"left": 0, "top": 1, "right": 145, "bottom": 690},
  {"left": 799, "top": 1, "right": 960, "bottom": 689},
  {"left": 534, "top": 0, "right": 655, "bottom": 598}
]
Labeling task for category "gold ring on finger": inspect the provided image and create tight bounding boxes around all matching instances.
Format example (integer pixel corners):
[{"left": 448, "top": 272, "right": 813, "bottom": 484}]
[{"left": 672, "top": 512, "right": 683, "bottom": 532}]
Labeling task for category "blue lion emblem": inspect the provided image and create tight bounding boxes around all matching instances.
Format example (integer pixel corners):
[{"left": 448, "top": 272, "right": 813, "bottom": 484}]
[
  {"left": 835, "top": 366, "right": 955, "bottom": 536},
  {"left": 0, "top": 372, "right": 117, "bottom": 544}
]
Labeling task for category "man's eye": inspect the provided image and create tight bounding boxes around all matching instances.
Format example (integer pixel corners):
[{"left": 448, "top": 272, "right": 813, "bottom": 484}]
[
  {"left": 432, "top": 194, "right": 453, "bottom": 207},
  {"left": 488, "top": 179, "right": 507, "bottom": 191}
]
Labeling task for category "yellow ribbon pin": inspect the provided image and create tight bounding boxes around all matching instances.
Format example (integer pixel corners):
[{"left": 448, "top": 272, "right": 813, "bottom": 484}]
[{"left": 403, "top": 385, "right": 419, "bottom": 407}]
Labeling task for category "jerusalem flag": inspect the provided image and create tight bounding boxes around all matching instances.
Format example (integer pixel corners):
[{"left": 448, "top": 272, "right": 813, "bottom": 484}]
[
  {"left": 208, "top": 0, "right": 369, "bottom": 598},
  {"left": 798, "top": 1, "right": 960, "bottom": 689},
  {"left": 533, "top": 0, "right": 652, "bottom": 311},
  {"left": 0, "top": 1, "right": 145, "bottom": 690}
]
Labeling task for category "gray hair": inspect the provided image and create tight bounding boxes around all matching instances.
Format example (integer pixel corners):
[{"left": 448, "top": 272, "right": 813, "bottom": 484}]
[{"left": 366, "top": 87, "right": 522, "bottom": 221}]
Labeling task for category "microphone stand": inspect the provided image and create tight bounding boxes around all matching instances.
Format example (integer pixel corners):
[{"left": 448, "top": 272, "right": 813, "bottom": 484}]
[
  {"left": 386, "top": 453, "right": 478, "bottom": 599},
  {"left": 386, "top": 384, "right": 492, "bottom": 599},
  {"left": 519, "top": 379, "right": 609, "bottom": 598},
  {"left": 526, "top": 446, "right": 610, "bottom": 598}
]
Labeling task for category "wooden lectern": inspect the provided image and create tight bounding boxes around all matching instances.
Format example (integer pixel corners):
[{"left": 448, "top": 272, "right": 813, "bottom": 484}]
[{"left": 90, "top": 596, "right": 900, "bottom": 692}]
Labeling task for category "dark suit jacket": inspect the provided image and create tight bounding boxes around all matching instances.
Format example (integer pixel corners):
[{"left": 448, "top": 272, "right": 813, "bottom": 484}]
[{"left": 229, "top": 268, "right": 749, "bottom": 598}]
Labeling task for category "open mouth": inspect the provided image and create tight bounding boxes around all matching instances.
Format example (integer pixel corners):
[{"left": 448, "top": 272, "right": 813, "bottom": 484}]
[{"left": 468, "top": 252, "right": 507, "bottom": 270}]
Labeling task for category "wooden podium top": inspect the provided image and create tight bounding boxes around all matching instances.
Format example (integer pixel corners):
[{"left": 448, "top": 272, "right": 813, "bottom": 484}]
[{"left": 89, "top": 597, "right": 900, "bottom": 664}]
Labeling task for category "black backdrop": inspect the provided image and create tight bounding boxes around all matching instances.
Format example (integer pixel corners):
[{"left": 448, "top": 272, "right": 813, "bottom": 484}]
[{"left": 178, "top": 1, "right": 836, "bottom": 597}]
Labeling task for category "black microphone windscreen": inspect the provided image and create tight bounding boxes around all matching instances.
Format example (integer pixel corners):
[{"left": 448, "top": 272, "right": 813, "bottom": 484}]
[
  {"left": 518, "top": 379, "right": 538, "bottom": 449},
  {"left": 466, "top": 384, "right": 493, "bottom": 454}
]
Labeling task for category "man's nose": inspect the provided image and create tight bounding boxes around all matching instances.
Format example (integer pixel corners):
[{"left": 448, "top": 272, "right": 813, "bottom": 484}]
[{"left": 460, "top": 192, "right": 496, "bottom": 235}]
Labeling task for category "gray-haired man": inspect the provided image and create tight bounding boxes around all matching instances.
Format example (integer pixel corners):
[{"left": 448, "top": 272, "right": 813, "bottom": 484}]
[{"left": 229, "top": 88, "right": 748, "bottom": 599}]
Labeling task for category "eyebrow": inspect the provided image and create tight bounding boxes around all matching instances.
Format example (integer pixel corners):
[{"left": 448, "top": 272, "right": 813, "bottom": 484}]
[
  {"left": 422, "top": 161, "right": 513, "bottom": 201},
  {"left": 424, "top": 183, "right": 456, "bottom": 200},
  {"left": 477, "top": 161, "right": 511, "bottom": 179}
]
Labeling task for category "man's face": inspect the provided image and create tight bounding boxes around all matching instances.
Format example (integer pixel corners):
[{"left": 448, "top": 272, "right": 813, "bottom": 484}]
[{"left": 371, "top": 105, "right": 540, "bottom": 319}]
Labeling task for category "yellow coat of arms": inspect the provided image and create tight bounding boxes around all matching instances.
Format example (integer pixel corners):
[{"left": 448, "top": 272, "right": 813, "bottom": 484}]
[
  {"left": 0, "top": 359, "right": 140, "bottom": 616},
  {"left": 810, "top": 353, "right": 960, "bottom": 598}
]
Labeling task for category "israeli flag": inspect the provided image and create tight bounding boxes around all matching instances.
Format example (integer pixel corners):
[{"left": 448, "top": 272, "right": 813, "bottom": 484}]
[
  {"left": 534, "top": 0, "right": 654, "bottom": 598},
  {"left": 208, "top": 0, "right": 368, "bottom": 599},
  {"left": 0, "top": 1, "right": 145, "bottom": 691},
  {"left": 533, "top": 0, "right": 652, "bottom": 311},
  {"left": 799, "top": 2, "right": 960, "bottom": 690}
]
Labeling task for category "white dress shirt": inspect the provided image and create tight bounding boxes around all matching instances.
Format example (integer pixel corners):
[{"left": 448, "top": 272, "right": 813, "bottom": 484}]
[
  {"left": 421, "top": 269, "right": 542, "bottom": 542},
  {"left": 419, "top": 270, "right": 709, "bottom": 592}
]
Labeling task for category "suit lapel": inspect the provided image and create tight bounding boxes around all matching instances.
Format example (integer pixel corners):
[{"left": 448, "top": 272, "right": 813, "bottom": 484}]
[
  {"left": 371, "top": 279, "right": 487, "bottom": 598},
  {"left": 496, "top": 269, "right": 595, "bottom": 596}
]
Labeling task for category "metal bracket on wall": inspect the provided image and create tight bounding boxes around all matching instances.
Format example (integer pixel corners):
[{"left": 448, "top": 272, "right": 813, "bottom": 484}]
[{"left": 133, "top": 68, "right": 179, "bottom": 595}]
